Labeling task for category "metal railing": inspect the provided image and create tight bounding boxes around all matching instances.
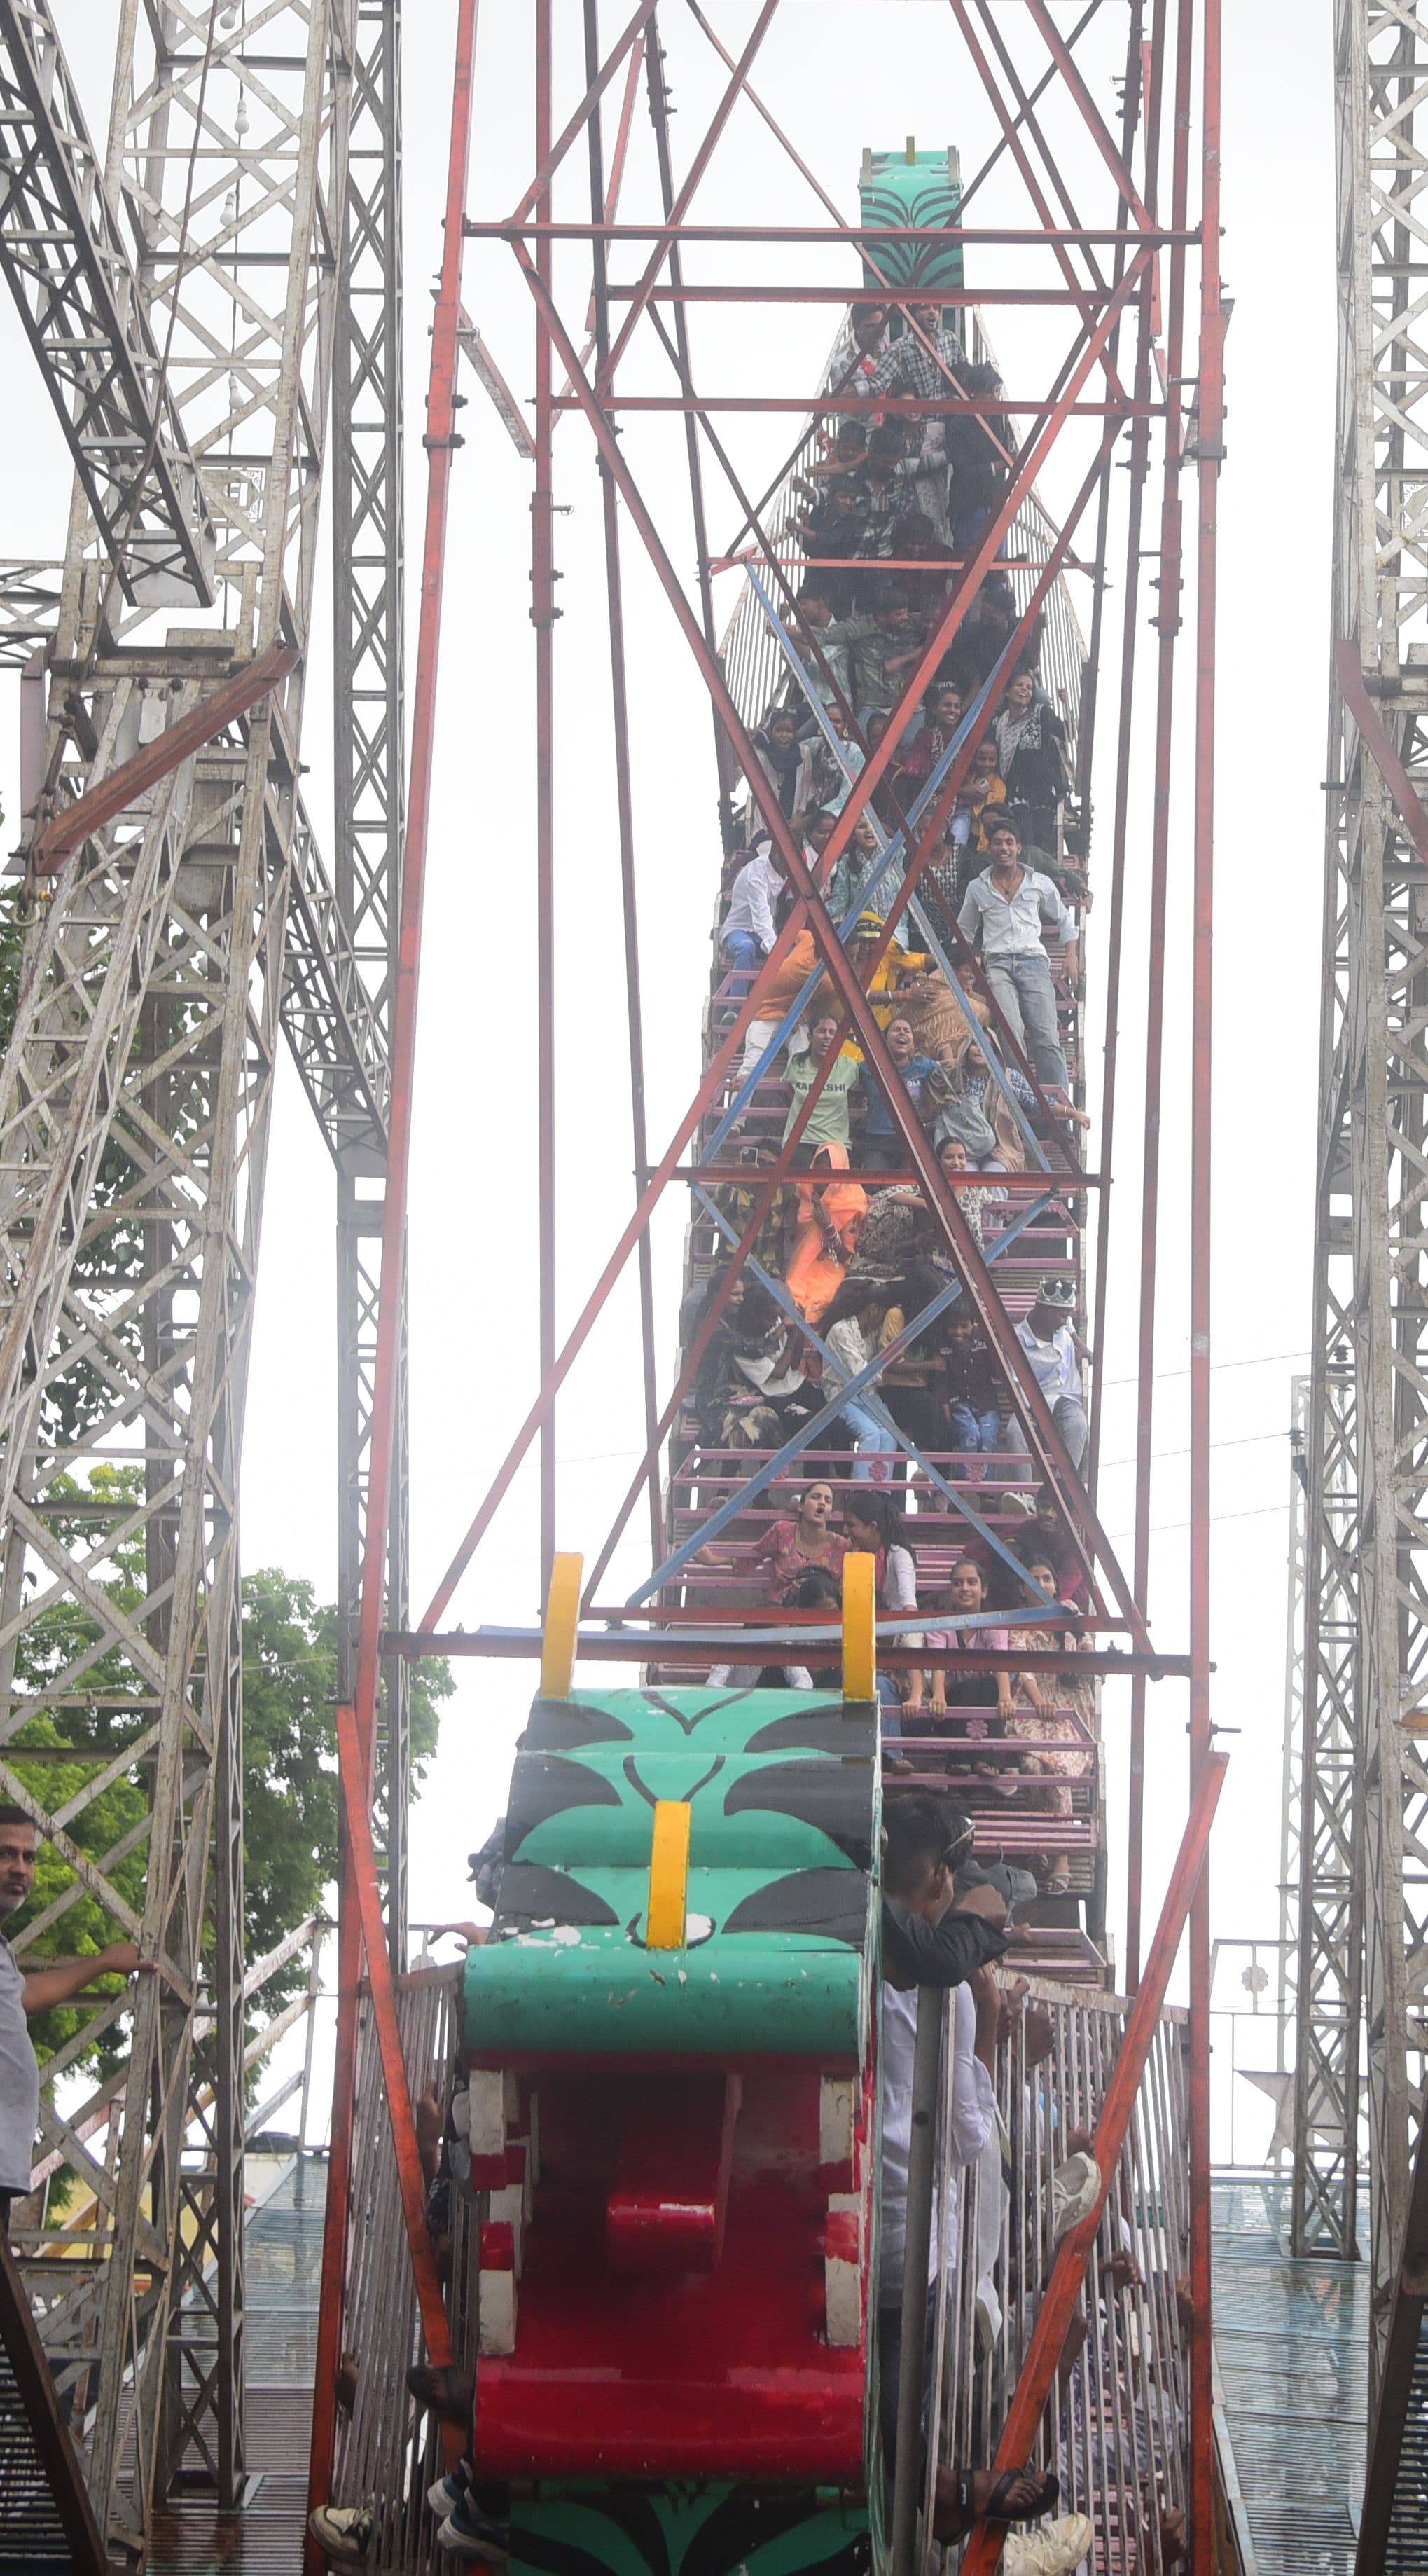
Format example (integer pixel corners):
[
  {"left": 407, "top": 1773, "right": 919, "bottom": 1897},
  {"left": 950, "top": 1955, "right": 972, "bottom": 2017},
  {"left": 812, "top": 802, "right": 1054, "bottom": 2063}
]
[
  {"left": 915, "top": 1978, "right": 1191, "bottom": 2575},
  {"left": 14, "top": 1913, "right": 332, "bottom": 2450},
  {"left": 319, "top": 1962, "right": 1191, "bottom": 2575},
  {"left": 330, "top": 1962, "right": 474, "bottom": 2575}
]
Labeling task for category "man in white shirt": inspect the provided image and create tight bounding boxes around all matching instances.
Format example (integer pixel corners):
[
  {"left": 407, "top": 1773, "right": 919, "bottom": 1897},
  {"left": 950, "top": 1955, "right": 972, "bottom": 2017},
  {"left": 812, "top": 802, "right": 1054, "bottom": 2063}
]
[
  {"left": 956, "top": 817, "right": 1075, "bottom": 1094},
  {"left": 719, "top": 836, "right": 784, "bottom": 984},
  {"left": 878, "top": 1797, "right": 1065, "bottom": 2547},
  {"left": 877, "top": 1803, "right": 1095, "bottom": 2574},
  {"left": 0, "top": 1805, "right": 144, "bottom": 2234},
  {"left": 1014, "top": 1276, "right": 1090, "bottom": 1469}
]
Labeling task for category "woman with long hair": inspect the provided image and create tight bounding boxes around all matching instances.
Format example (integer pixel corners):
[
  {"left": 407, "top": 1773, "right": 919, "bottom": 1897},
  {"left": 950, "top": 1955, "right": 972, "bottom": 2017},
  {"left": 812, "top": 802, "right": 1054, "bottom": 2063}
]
[
  {"left": 785, "top": 1143, "right": 867, "bottom": 1323},
  {"left": 923, "top": 1555, "right": 1013, "bottom": 1732},
  {"left": 991, "top": 668, "right": 1070, "bottom": 857},
  {"left": 841, "top": 1489, "right": 923, "bottom": 1719},
  {"left": 920, "top": 1031, "right": 1029, "bottom": 1176},
  {"left": 698, "top": 1477, "right": 847, "bottom": 1594},
  {"left": 1004, "top": 1551, "right": 1093, "bottom": 1894},
  {"left": 707, "top": 1562, "right": 846, "bottom": 1693}
]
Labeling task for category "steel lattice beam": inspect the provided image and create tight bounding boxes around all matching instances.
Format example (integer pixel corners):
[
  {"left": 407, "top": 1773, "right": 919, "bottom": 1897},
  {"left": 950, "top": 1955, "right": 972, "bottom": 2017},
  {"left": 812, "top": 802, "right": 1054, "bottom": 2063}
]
[
  {"left": 0, "top": 0, "right": 212, "bottom": 607},
  {"left": 332, "top": 0, "right": 408, "bottom": 1962},
  {"left": 1298, "top": 0, "right": 1428, "bottom": 2385},
  {"left": 0, "top": 3, "right": 359, "bottom": 2553}
]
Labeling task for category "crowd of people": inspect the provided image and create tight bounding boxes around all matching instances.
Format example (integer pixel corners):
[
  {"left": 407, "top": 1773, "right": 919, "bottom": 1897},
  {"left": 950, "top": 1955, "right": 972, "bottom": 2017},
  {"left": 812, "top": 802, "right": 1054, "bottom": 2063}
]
[{"left": 682, "top": 294, "right": 1098, "bottom": 1909}]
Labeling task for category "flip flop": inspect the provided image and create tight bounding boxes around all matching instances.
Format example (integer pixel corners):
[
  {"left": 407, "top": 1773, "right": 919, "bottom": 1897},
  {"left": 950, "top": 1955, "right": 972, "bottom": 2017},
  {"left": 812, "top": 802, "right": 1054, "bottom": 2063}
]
[{"left": 947, "top": 2465, "right": 1060, "bottom": 2530}]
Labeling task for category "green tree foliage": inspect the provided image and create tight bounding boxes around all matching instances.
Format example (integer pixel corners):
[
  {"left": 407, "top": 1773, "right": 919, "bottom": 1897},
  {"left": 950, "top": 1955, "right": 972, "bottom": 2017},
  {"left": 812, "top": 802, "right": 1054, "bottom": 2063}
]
[{"left": 6, "top": 1466, "right": 450, "bottom": 2074}]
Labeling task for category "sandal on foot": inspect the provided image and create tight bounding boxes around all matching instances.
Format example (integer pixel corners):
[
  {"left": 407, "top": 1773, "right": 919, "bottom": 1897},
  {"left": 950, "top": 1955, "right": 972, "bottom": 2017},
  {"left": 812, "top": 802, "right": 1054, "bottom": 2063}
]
[
  {"left": 943, "top": 2465, "right": 1060, "bottom": 2534},
  {"left": 984, "top": 2467, "right": 1060, "bottom": 2524}
]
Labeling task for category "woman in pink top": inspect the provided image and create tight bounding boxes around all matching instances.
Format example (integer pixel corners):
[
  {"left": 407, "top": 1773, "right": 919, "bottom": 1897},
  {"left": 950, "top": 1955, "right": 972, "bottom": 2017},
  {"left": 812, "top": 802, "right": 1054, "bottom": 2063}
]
[{"left": 698, "top": 1479, "right": 847, "bottom": 1598}]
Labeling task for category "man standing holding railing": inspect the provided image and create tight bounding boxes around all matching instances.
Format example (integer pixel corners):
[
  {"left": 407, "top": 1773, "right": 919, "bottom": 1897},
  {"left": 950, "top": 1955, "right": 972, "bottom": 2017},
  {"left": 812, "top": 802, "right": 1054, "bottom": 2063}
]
[
  {"left": 878, "top": 1793, "right": 1094, "bottom": 2575},
  {"left": 0, "top": 1805, "right": 146, "bottom": 2240}
]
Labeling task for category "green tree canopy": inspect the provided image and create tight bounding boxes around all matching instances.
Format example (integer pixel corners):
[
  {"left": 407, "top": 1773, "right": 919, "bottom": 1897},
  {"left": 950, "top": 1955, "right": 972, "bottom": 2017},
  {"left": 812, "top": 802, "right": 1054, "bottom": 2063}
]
[{"left": 5, "top": 1464, "right": 450, "bottom": 2072}]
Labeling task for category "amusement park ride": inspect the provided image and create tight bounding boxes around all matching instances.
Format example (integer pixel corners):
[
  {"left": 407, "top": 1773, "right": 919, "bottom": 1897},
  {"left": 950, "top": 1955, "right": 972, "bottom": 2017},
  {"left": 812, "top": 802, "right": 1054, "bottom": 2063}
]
[{"left": 0, "top": 1, "right": 1422, "bottom": 2572}]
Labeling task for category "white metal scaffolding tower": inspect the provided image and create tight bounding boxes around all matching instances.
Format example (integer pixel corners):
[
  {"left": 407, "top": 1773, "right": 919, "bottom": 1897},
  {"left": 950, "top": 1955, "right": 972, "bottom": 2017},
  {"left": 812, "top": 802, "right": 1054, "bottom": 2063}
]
[
  {"left": 0, "top": 1, "right": 403, "bottom": 2553},
  {"left": 1297, "top": 0, "right": 1428, "bottom": 2355}
]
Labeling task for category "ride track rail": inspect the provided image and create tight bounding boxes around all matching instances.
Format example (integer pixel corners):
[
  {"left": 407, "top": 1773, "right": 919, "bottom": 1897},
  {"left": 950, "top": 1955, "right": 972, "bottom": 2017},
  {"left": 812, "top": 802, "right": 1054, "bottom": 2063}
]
[{"left": 303, "top": 6, "right": 1226, "bottom": 2572}]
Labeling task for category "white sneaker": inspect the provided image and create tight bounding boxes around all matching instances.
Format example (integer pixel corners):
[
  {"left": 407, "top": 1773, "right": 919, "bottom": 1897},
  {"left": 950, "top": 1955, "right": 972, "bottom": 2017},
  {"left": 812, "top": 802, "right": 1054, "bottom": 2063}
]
[
  {"left": 309, "top": 2503, "right": 375, "bottom": 2562},
  {"left": 1002, "top": 2513, "right": 1095, "bottom": 2576},
  {"left": 436, "top": 2518, "right": 508, "bottom": 2565},
  {"left": 1051, "top": 2152, "right": 1101, "bottom": 2240}
]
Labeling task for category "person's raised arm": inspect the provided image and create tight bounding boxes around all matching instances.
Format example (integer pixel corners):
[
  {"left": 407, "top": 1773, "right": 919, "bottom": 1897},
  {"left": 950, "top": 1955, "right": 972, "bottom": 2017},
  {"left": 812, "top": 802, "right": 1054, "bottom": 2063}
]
[
  {"left": 22, "top": 1942, "right": 148, "bottom": 2013},
  {"left": 969, "top": 1962, "right": 1003, "bottom": 2074},
  {"left": 880, "top": 1888, "right": 1010, "bottom": 1990}
]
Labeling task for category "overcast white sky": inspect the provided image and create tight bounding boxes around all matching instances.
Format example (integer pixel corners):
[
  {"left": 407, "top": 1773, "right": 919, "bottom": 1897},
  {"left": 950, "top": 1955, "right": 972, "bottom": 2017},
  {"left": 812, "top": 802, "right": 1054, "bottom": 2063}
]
[{"left": 5, "top": 4, "right": 1335, "bottom": 2161}]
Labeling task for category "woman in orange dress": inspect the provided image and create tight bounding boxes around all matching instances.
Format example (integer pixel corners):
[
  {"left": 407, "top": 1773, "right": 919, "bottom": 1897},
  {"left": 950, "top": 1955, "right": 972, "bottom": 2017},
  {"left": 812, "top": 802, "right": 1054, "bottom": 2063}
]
[{"left": 784, "top": 1142, "right": 868, "bottom": 1323}]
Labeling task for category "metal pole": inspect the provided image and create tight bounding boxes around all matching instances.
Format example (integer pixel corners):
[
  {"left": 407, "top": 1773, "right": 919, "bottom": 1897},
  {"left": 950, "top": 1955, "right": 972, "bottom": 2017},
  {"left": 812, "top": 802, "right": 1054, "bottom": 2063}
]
[
  {"left": 534, "top": 0, "right": 556, "bottom": 1599},
  {"left": 891, "top": 1988, "right": 944, "bottom": 2576},
  {"left": 307, "top": 4, "right": 479, "bottom": 2549},
  {"left": 1125, "top": 0, "right": 1194, "bottom": 1990},
  {"left": 644, "top": 30, "right": 739, "bottom": 845},
  {"left": 1188, "top": 0, "right": 1224, "bottom": 2555},
  {"left": 1088, "top": 7, "right": 1163, "bottom": 1504},
  {"left": 1277, "top": 1381, "right": 1308, "bottom": 2095},
  {"left": 585, "top": 0, "right": 661, "bottom": 1578}
]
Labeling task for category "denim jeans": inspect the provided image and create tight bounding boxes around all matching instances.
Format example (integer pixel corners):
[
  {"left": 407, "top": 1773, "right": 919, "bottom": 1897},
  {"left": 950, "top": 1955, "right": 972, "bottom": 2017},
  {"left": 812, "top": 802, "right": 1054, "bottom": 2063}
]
[
  {"left": 984, "top": 949, "right": 1069, "bottom": 1091},
  {"left": 949, "top": 506, "right": 1007, "bottom": 557},
  {"left": 841, "top": 1399, "right": 896, "bottom": 1478},
  {"left": 950, "top": 1398, "right": 1001, "bottom": 1452},
  {"left": 1052, "top": 1392, "right": 1088, "bottom": 1469},
  {"left": 721, "top": 925, "right": 762, "bottom": 985}
]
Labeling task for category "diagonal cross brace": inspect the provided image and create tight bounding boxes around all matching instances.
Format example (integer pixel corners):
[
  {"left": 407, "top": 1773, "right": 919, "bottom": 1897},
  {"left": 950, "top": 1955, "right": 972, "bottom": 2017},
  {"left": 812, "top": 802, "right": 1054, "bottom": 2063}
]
[
  {"left": 507, "top": 253, "right": 1146, "bottom": 1639},
  {"left": 677, "top": 1175, "right": 1062, "bottom": 1603}
]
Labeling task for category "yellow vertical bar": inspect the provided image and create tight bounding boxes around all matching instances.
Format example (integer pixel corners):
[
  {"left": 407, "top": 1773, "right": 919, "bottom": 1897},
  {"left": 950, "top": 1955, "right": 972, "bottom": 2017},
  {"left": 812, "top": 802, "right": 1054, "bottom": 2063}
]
[
  {"left": 540, "top": 1550, "right": 583, "bottom": 1698},
  {"left": 842, "top": 1550, "right": 876, "bottom": 1702},
  {"left": 645, "top": 1800, "right": 691, "bottom": 1948}
]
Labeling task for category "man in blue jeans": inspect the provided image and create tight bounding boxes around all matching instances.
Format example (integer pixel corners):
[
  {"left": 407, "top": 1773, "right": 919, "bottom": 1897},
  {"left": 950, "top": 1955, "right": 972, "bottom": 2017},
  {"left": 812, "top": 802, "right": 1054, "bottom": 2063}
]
[
  {"left": 956, "top": 816, "right": 1076, "bottom": 1094},
  {"left": 719, "top": 834, "right": 784, "bottom": 985}
]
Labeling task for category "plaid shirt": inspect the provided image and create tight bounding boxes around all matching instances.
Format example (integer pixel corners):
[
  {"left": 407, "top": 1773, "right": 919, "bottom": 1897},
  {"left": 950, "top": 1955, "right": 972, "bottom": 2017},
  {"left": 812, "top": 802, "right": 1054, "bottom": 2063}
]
[
  {"left": 868, "top": 326, "right": 968, "bottom": 403},
  {"left": 856, "top": 472, "right": 908, "bottom": 555}
]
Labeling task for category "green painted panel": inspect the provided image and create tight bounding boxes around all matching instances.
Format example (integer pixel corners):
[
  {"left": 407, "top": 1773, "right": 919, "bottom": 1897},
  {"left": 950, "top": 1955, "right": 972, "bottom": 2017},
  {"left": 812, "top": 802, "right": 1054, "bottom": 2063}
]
[
  {"left": 464, "top": 1921, "right": 868, "bottom": 2057},
  {"left": 859, "top": 146, "right": 963, "bottom": 294},
  {"left": 510, "top": 2485, "right": 870, "bottom": 2576},
  {"left": 514, "top": 1793, "right": 869, "bottom": 1875},
  {"left": 464, "top": 1683, "right": 879, "bottom": 2060}
]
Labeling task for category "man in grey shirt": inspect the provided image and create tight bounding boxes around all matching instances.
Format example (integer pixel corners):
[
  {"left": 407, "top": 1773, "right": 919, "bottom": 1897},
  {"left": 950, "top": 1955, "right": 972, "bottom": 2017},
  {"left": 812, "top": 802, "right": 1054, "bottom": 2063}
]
[
  {"left": 0, "top": 1805, "right": 142, "bottom": 2233},
  {"left": 956, "top": 815, "right": 1076, "bottom": 1094}
]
